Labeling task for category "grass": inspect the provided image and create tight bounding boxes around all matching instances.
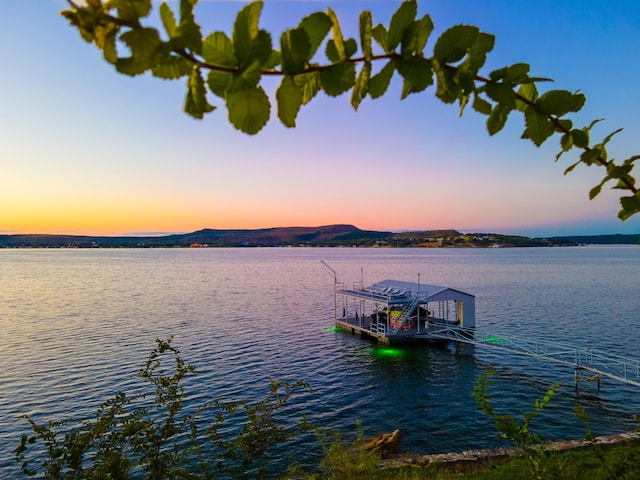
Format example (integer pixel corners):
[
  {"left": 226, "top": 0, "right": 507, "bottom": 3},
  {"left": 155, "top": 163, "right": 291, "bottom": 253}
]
[{"left": 290, "top": 439, "right": 640, "bottom": 479}]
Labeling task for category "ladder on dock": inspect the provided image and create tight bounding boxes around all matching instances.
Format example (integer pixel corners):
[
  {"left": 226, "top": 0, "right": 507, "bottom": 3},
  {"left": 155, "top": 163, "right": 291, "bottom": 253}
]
[
  {"left": 391, "top": 298, "right": 420, "bottom": 334},
  {"left": 419, "top": 324, "right": 640, "bottom": 388}
]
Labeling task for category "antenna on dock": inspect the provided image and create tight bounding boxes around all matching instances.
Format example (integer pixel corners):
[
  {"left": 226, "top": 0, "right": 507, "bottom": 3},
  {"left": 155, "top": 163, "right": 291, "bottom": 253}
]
[
  {"left": 321, "top": 260, "right": 338, "bottom": 322},
  {"left": 320, "top": 260, "right": 337, "bottom": 283}
]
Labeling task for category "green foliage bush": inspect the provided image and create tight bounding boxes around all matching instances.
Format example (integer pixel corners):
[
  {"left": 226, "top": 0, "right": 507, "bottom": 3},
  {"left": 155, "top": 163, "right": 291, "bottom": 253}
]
[
  {"left": 472, "top": 370, "right": 559, "bottom": 480},
  {"left": 15, "top": 341, "right": 640, "bottom": 480},
  {"left": 15, "top": 337, "right": 312, "bottom": 479}
]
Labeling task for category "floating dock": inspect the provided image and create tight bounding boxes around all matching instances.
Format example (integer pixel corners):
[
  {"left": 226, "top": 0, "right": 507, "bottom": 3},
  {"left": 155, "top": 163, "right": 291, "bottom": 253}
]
[
  {"left": 322, "top": 262, "right": 640, "bottom": 388},
  {"left": 331, "top": 276, "right": 475, "bottom": 344}
]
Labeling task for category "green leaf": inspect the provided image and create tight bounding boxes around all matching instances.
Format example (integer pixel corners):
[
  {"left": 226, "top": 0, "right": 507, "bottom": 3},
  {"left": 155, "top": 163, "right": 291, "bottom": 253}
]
[
  {"left": 523, "top": 108, "right": 554, "bottom": 146},
  {"left": 95, "top": 24, "right": 118, "bottom": 64},
  {"left": 203, "top": 32, "right": 236, "bottom": 67},
  {"left": 387, "top": 0, "right": 417, "bottom": 51},
  {"left": 179, "top": 0, "right": 197, "bottom": 23},
  {"left": 472, "top": 95, "right": 492, "bottom": 115},
  {"left": 173, "top": 0, "right": 203, "bottom": 54},
  {"left": 372, "top": 24, "right": 389, "bottom": 53},
  {"left": 327, "top": 8, "right": 345, "bottom": 61},
  {"left": 454, "top": 67, "right": 476, "bottom": 96},
  {"left": 601, "top": 127, "right": 623, "bottom": 146},
  {"left": 560, "top": 132, "right": 574, "bottom": 153},
  {"left": 571, "top": 129, "right": 589, "bottom": 148},
  {"left": 114, "top": 0, "right": 152, "bottom": 22},
  {"left": 557, "top": 118, "right": 572, "bottom": 131},
  {"left": 325, "top": 40, "right": 340, "bottom": 63},
  {"left": 249, "top": 29, "right": 273, "bottom": 66},
  {"left": 619, "top": 193, "right": 640, "bottom": 220},
  {"left": 325, "top": 38, "right": 358, "bottom": 63},
  {"left": 484, "top": 82, "right": 516, "bottom": 108},
  {"left": 515, "top": 83, "right": 538, "bottom": 112},
  {"left": 396, "top": 56, "right": 433, "bottom": 98},
  {"left": 116, "top": 27, "right": 161, "bottom": 76},
  {"left": 320, "top": 62, "right": 356, "bottom": 97},
  {"left": 207, "top": 70, "right": 233, "bottom": 98},
  {"left": 299, "top": 12, "right": 332, "bottom": 59},
  {"left": 536, "top": 90, "right": 586, "bottom": 116},
  {"left": 434, "top": 25, "right": 479, "bottom": 63},
  {"left": 401, "top": 14, "right": 434, "bottom": 56},
  {"left": 608, "top": 163, "right": 634, "bottom": 180},
  {"left": 369, "top": 61, "right": 395, "bottom": 99},
  {"left": 184, "top": 67, "right": 215, "bottom": 119},
  {"left": 160, "top": 2, "right": 177, "bottom": 38},
  {"left": 506, "top": 63, "right": 530, "bottom": 83},
  {"left": 276, "top": 76, "right": 303, "bottom": 128},
  {"left": 293, "top": 72, "right": 321, "bottom": 105},
  {"left": 433, "top": 59, "right": 457, "bottom": 103},
  {"left": 580, "top": 147, "right": 602, "bottom": 166},
  {"left": 227, "top": 86, "right": 271, "bottom": 134},
  {"left": 487, "top": 104, "right": 511, "bottom": 135},
  {"left": 152, "top": 54, "right": 192, "bottom": 79},
  {"left": 458, "top": 94, "right": 470, "bottom": 116},
  {"left": 263, "top": 50, "right": 281, "bottom": 70},
  {"left": 281, "top": 28, "right": 310, "bottom": 75},
  {"left": 465, "top": 31, "right": 495, "bottom": 72},
  {"left": 360, "top": 10, "right": 373, "bottom": 61},
  {"left": 175, "top": 18, "right": 203, "bottom": 54},
  {"left": 233, "top": 1, "right": 263, "bottom": 68},
  {"left": 351, "top": 61, "right": 371, "bottom": 110},
  {"left": 344, "top": 38, "right": 358, "bottom": 59},
  {"left": 327, "top": 39, "right": 356, "bottom": 62},
  {"left": 229, "top": 60, "right": 262, "bottom": 92}
]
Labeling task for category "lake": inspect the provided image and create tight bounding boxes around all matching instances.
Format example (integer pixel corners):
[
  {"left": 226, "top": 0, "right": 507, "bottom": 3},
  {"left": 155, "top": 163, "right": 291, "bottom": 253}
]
[{"left": 1, "top": 246, "right": 639, "bottom": 476}]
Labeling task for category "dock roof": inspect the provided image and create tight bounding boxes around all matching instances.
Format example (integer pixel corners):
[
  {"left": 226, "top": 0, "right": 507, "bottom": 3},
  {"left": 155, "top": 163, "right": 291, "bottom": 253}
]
[
  {"left": 369, "top": 279, "right": 473, "bottom": 299},
  {"left": 339, "top": 279, "right": 474, "bottom": 305}
]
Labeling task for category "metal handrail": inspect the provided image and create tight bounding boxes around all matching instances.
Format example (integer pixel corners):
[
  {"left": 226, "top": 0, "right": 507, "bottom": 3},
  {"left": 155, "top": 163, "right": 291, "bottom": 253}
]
[{"left": 423, "top": 325, "right": 640, "bottom": 388}]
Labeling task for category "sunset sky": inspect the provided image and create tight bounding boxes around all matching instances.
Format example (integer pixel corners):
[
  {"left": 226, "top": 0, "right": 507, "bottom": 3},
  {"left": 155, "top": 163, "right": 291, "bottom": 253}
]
[{"left": 2, "top": 0, "right": 640, "bottom": 237}]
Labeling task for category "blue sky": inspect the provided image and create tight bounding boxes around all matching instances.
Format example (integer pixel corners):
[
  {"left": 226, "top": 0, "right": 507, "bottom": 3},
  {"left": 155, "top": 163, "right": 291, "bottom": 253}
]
[{"left": 1, "top": 0, "right": 639, "bottom": 236}]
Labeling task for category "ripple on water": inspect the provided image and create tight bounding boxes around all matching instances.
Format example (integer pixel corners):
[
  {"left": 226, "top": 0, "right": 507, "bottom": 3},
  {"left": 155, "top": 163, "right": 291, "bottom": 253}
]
[{"left": 1, "top": 247, "right": 639, "bottom": 477}]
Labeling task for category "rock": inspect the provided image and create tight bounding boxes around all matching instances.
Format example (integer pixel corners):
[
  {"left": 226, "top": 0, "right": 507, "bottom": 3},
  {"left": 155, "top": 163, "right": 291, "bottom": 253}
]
[
  {"left": 381, "top": 431, "right": 640, "bottom": 473},
  {"left": 364, "top": 429, "right": 402, "bottom": 456}
]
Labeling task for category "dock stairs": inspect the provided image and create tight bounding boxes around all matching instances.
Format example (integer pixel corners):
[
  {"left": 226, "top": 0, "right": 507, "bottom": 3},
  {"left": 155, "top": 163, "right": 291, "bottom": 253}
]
[{"left": 391, "top": 298, "right": 420, "bottom": 334}]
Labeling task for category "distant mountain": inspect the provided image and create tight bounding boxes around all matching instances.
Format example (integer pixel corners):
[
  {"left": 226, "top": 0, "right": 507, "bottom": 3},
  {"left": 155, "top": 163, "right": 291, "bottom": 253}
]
[
  {"left": 542, "top": 233, "right": 640, "bottom": 245},
  {"left": 0, "top": 227, "right": 638, "bottom": 248},
  {"left": 0, "top": 225, "right": 392, "bottom": 248}
]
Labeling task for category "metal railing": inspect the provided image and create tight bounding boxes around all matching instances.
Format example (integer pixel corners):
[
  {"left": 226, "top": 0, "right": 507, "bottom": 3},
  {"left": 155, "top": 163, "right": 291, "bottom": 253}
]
[
  {"left": 371, "top": 322, "right": 387, "bottom": 335},
  {"left": 422, "top": 324, "right": 640, "bottom": 388}
]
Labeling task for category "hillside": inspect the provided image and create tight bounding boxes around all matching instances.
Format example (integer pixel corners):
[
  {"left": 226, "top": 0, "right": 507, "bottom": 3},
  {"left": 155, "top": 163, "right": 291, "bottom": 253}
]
[
  {"left": 0, "top": 225, "right": 391, "bottom": 248},
  {"left": 0, "top": 226, "right": 638, "bottom": 248}
]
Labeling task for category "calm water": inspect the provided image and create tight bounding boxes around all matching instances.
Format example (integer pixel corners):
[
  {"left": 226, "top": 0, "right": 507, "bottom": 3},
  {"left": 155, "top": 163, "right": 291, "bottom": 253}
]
[{"left": 1, "top": 246, "right": 639, "bottom": 476}]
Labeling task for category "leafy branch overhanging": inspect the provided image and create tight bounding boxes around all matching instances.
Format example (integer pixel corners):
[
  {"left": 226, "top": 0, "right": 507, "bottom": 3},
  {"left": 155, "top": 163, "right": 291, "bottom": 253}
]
[{"left": 62, "top": 0, "right": 640, "bottom": 220}]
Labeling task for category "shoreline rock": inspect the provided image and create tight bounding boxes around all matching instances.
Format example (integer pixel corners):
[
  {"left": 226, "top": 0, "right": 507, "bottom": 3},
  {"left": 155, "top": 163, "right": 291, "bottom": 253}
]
[
  {"left": 364, "top": 429, "right": 402, "bottom": 456},
  {"left": 381, "top": 431, "right": 640, "bottom": 472}
]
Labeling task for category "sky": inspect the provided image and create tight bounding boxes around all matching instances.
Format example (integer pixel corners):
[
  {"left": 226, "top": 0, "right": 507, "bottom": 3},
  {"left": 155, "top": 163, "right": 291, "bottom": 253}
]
[{"left": 1, "top": 0, "right": 640, "bottom": 237}]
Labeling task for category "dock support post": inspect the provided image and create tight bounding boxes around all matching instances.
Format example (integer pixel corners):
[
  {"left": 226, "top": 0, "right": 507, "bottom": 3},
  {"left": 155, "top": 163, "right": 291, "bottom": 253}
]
[{"left": 575, "top": 366, "right": 601, "bottom": 393}]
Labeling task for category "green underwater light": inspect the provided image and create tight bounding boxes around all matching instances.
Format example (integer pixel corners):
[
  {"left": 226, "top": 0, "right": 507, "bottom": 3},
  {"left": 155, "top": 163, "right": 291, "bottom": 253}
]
[
  {"left": 324, "top": 326, "right": 344, "bottom": 333},
  {"left": 485, "top": 335, "right": 505, "bottom": 344},
  {"left": 372, "top": 346, "right": 405, "bottom": 359}
]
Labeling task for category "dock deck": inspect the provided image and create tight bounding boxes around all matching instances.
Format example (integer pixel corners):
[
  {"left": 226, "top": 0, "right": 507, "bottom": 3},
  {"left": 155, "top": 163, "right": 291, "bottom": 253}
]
[
  {"left": 335, "top": 315, "right": 463, "bottom": 343},
  {"left": 332, "top": 278, "right": 476, "bottom": 343}
]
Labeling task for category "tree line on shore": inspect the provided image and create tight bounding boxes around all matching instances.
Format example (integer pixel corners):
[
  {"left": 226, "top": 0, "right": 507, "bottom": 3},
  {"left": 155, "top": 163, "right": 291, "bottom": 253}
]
[{"left": 1, "top": 226, "right": 639, "bottom": 248}]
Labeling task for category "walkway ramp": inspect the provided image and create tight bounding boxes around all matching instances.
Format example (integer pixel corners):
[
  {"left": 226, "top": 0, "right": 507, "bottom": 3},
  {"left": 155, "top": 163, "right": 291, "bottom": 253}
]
[{"left": 419, "top": 324, "right": 640, "bottom": 388}]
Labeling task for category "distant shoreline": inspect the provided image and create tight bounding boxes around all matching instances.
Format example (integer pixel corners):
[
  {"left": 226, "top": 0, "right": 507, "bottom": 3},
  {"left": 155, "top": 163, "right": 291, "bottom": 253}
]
[{"left": 1, "top": 225, "right": 638, "bottom": 249}]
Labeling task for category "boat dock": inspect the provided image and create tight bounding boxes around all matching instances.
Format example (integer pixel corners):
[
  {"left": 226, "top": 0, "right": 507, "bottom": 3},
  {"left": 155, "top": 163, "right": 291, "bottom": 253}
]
[
  {"left": 334, "top": 278, "right": 475, "bottom": 344},
  {"left": 323, "top": 262, "right": 640, "bottom": 389}
]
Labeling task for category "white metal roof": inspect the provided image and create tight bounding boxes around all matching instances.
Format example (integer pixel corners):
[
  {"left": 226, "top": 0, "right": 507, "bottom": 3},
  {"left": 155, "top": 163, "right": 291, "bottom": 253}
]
[{"left": 368, "top": 279, "right": 474, "bottom": 301}]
